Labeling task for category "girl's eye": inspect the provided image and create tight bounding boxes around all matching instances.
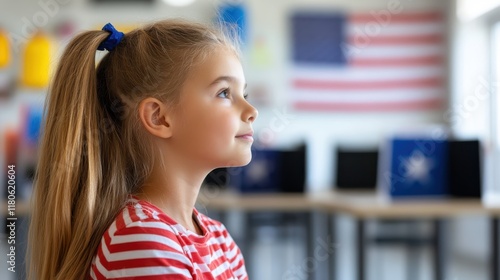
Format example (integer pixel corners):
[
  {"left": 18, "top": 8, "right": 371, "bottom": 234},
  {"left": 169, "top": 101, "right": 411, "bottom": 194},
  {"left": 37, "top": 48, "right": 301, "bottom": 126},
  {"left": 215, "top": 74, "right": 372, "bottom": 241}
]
[
  {"left": 243, "top": 93, "right": 248, "bottom": 100},
  {"left": 217, "top": 88, "right": 230, "bottom": 99}
]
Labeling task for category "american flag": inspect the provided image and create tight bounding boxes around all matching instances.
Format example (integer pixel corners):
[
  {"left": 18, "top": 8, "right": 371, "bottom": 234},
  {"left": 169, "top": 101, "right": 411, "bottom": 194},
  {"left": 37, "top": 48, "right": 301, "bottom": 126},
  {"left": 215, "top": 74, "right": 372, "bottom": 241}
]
[{"left": 289, "top": 11, "right": 446, "bottom": 112}]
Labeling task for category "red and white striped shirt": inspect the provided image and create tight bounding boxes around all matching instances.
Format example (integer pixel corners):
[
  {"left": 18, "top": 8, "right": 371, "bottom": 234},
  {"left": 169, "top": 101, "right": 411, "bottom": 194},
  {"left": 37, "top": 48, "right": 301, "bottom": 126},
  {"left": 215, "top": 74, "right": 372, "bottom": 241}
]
[{"left": 89, "top": 195, "right": 248, "bottom": 279}]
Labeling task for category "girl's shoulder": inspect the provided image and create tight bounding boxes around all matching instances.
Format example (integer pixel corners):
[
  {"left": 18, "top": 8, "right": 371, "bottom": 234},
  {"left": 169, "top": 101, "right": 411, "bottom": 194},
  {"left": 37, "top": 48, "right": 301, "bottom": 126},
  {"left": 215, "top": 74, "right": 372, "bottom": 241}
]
[
  {"left": 117, "top": 195, "right": 232, "bottom": 241},
  {"left": 193, "top": 209, "right": 235, "bottom": 242},
  {"left": 119, "top": 195, "right": 180, "bottom": 229},
  {"left": 90, "top": 197, "right": 195, "bottom": 279},
  {"left": 195, "top": 210, "right": 220, "bottom": 226},
  {"left": 102, "top": 195, "right": 183, "bottom": 242}
]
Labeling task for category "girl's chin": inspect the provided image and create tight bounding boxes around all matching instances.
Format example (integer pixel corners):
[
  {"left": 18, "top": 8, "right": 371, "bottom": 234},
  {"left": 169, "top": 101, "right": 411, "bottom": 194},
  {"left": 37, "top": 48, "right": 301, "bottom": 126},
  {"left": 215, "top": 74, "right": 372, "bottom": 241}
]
[{"left": 218, "top": 154, "right": 252, "bottom": 168}]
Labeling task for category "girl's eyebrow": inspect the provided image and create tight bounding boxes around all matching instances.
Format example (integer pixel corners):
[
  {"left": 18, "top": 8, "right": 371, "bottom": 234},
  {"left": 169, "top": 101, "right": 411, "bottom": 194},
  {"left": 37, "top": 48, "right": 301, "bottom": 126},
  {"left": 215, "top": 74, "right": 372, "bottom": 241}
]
[{"left": 209, "top": 76, "right": 247, "bottom": 89}]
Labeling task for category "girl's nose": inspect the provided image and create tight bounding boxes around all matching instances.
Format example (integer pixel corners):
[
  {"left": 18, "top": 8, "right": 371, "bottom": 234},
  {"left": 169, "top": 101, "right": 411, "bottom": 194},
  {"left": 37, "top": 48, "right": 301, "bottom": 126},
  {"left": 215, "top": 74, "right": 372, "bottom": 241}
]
[{"left": 244, "top": 102, "right": 258, "bottom": 123}]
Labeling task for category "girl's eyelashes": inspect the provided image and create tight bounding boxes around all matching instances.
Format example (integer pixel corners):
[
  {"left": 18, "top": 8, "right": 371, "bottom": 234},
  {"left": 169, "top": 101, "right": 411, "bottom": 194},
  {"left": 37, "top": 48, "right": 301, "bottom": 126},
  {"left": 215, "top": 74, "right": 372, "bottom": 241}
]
[
  {"left": 217, "top": 88, "right": 230, "bottom": 99},
  {"left": 217, "top": 88, "right": 249, "bottom": 100}
]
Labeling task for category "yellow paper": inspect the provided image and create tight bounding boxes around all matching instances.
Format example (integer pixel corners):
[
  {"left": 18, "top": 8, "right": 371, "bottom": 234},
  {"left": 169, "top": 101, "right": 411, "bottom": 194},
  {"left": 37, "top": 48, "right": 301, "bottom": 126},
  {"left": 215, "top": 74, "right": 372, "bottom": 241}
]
[
  {"left": 0, "top": 29, "right": 10, "bottom": 68},
  {"left": 21, "top": 32, "right": 51, "bottom": 88}
]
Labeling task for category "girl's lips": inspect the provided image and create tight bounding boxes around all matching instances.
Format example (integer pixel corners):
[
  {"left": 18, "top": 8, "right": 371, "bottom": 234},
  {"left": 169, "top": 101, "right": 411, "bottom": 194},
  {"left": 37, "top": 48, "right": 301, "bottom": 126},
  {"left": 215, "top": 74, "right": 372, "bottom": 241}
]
[{"left": 236, "top": 135, "right": 254, "bottom": 141}]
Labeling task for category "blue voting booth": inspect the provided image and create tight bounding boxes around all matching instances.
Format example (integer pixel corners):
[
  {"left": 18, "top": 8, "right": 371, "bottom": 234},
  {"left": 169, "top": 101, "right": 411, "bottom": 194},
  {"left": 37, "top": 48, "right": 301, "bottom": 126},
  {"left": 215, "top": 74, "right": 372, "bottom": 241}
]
[
  {"left": 228, "top": 145, "right": 306, "bottom": 193},
  {"left": 382, "top": 138, "right": 449, "bottom": 198}
]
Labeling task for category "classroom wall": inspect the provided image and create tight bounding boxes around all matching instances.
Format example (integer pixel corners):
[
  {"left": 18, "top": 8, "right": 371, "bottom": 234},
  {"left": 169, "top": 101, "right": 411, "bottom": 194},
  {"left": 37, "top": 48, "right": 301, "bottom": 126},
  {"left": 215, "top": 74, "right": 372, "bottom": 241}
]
[{"left": 1, "top": 0, "right": 451, "bottom": 192}]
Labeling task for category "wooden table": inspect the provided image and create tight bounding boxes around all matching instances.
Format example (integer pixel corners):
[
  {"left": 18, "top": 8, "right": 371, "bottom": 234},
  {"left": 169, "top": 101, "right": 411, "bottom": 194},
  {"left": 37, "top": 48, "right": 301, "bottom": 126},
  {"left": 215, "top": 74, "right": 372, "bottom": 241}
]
[
  {"left": 199, "top": 189, "right": 493, "bottom": 280},
  {"left": 484, "top": 208, "right": 500, "bottom": 280},
  {"left": 312, "top": 190, "right": 486, "bottom": 280},
  {"left": 196, "top": 190, "right": 318, "bottom": 212},
  {"left": 4, "top": 190, "right": 500, "bottom": 280},
  {"left": 196, "top": 190, "right": 319, "bottom": 280}
]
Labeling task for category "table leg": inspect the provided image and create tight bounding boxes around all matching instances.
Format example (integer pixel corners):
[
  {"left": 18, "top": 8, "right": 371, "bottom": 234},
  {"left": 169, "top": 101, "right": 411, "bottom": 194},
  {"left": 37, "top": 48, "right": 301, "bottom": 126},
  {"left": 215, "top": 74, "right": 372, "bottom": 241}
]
[
  {"left": 328, "top": 214, "right": 336, "bottom": 280},
  {"left": 406, "top": 244, "right": 420, "bottom": 280},
  {"left": 492, "top": 217, "right": 499, "bottom": 280},
  {"left": 357, "top": 219, "right": 366, "bottom": 280},
  {"left": 432, "top": 219, "right": 445, "bottom": 280},
  {"left": 306, "top": 211, "right": 315, "bottom": 280}
]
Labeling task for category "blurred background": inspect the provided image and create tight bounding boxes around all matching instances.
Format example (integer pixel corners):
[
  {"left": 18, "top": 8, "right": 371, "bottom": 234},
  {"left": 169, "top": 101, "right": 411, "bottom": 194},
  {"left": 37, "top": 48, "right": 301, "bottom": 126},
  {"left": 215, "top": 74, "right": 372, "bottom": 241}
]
[{"left": 1, "top": 0, "right": 500, "bottom": 279}]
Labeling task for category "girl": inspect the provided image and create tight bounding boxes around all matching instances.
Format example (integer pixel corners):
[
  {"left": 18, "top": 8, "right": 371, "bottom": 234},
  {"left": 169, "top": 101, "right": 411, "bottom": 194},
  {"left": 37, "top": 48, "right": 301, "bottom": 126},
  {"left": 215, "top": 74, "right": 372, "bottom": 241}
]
[{"left": 27, "top": 18, "right": 257, "bottom": 280}]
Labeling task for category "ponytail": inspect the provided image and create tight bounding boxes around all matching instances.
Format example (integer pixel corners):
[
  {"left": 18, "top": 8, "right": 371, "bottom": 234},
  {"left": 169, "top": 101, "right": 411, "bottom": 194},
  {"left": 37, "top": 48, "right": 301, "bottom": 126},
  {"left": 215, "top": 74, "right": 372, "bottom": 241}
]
[{"left": 27, "top": 30, "right": 130, "bottom": 280}]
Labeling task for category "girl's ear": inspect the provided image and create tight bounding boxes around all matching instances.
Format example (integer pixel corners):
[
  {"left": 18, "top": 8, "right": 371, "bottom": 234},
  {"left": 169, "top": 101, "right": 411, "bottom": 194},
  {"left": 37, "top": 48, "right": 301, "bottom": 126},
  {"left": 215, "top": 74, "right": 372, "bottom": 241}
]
[{"left": 138, "top": 97, "right": 173, "bottom": 139}]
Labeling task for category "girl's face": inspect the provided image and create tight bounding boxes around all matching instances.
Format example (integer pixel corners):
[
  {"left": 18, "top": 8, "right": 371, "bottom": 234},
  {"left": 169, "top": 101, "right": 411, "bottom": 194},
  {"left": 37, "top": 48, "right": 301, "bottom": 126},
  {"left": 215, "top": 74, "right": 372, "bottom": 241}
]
[{"left": 171, "top": 48, "right": 258, "bottom": 168}]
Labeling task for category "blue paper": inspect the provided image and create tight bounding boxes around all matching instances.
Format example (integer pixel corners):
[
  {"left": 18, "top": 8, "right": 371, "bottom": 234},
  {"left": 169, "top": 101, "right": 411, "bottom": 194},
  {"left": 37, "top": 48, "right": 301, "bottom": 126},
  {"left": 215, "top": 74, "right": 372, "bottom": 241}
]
[
  {"left": 25, "top": 105, "right": 44, "bottom": 144},
  {"left": 218, "top": 2, "right": 248, "bottom": 46}
]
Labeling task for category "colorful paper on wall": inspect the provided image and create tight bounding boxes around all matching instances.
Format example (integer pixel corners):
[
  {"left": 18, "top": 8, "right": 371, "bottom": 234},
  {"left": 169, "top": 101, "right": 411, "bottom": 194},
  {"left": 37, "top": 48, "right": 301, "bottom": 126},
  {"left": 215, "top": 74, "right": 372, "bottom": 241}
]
[
  {"left": 0, "top": 29, "right": 10, "bottom": 68},
  {"left": 251, "top": 35, "right": 273, "bottom": 68},
  {"left": 4, "top": 128, "right": 20, "bottom": 166},
  {"left": 217, "top": 2, "right": 248, "bottom": 47},
  {"left": 21, "top": 32, "right": 51, "bottom": 88},
  {"left": 22, "top": 105, "right": 44, "bottom": 144}
]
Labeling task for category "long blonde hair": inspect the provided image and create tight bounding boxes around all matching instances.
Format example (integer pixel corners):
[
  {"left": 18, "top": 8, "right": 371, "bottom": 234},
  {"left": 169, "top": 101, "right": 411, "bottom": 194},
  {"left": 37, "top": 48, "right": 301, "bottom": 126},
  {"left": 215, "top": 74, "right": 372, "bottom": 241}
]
[{"left": 27, "top": 18, "right": 240, "bottom": 280}]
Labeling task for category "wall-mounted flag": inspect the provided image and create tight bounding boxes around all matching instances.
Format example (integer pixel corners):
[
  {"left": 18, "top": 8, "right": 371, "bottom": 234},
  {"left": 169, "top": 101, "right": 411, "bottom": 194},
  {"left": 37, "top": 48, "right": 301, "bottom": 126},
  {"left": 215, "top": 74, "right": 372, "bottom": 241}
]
[{"left": 290, "top": 11, "right": 446, "bottom": 112}]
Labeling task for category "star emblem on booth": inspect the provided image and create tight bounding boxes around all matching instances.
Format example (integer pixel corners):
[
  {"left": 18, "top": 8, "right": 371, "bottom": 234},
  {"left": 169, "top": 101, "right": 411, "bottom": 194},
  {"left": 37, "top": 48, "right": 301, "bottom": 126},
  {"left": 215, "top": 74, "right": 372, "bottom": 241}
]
[{"left": 399, "top": 149, "right": 435, "bottom": 185}]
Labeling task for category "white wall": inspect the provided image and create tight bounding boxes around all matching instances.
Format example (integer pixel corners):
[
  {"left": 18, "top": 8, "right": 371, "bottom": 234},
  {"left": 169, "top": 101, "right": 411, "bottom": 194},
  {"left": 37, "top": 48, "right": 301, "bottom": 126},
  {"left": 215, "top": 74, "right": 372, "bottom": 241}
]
[{"left": 448, "top": 0, "right": 500, "bottom": 263}]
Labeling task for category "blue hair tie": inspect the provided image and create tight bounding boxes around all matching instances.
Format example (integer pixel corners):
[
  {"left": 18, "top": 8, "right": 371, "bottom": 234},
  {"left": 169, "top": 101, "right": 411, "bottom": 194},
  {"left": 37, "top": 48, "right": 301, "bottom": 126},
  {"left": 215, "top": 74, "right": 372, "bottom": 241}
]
[{"left": 97, "top": 23, "right": 124, "bottom": 51}]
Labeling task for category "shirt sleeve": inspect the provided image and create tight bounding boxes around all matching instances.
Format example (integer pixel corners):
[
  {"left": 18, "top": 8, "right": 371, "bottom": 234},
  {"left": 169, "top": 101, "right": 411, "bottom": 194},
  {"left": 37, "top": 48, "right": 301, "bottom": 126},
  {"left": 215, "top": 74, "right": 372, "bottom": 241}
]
[{"left": 90, "top": 217, "right": 194, "bottom": 280}]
